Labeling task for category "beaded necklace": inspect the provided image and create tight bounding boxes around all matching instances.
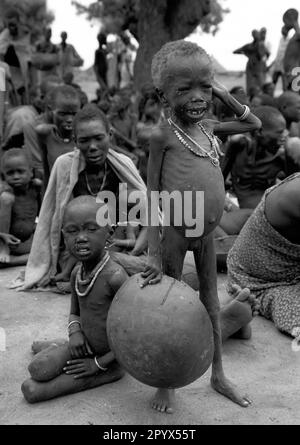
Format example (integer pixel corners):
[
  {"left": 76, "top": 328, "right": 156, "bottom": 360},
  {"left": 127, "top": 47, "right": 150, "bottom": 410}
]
[
  {"left": 168, "top": 118, "right": 220, "bottom": 167},
  {"left": 75, "top": 251, "right": 110, "bottom": 297},
  {"left": 85, "top": 162, "right": 108, "bottom": 197}
]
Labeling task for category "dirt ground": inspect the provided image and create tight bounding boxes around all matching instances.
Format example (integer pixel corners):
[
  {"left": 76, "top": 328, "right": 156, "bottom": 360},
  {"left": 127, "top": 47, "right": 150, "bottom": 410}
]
[{"left": 1, "top": 265, "right": 300, "bottom": 426}]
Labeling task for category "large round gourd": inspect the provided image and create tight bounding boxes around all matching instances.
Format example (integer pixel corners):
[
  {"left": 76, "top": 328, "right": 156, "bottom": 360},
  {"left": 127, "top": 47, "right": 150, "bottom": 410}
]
[{"left": 107, "top": 274, "right": 214, "bottom": 389}]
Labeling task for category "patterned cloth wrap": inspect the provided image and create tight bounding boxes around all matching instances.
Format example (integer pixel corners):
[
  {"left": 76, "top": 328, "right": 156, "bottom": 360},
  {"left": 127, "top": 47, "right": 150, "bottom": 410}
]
[{"left": 227, "top": 173, "right": 300, "bottom": 337}]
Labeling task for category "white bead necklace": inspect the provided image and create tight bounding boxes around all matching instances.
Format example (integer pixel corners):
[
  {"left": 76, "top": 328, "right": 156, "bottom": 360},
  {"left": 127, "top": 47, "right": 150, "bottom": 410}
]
[
  {"left": 168, "top": 118, "right": 220, "bottom": 167},
  {"left": 75, "top": 252, "right": 110, "bottom": 297}
]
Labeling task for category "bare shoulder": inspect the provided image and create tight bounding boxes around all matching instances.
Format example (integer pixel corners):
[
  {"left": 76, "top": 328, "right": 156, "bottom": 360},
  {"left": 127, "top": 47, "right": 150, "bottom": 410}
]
[
  {"left": 106, "top": 260, "right": 129, "bottom": 293},
  {"left": 269, "top": 176, "right": 300, "bottom": 218},
  {"left": 149, "top": 121, "right": 169, "bottom": 152},
  {"left": 35, "top": 123, "right": 55, "bottom": 136}
]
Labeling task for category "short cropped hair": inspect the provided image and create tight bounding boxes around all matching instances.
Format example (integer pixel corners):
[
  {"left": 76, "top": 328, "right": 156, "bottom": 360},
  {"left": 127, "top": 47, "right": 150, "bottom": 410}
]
[
  {"left": 40, "top": 75, "right": 63, "bottom": 97},
  {"left": 253, "top": 106, "right": 285, "bottom": 130},
  {"left": 151, "top": 40, "right": 212, "bottom": 90},
  {"left": 63, "top": 196, "right": 112, "bottom": 231},
  {"left": 73, "top": 104, "right": 110, "bottom": 135},
  {"left": 5, "top": 8, "right": 20, "bottom": 21},
  {"left": 277, "top": 92, "right": 300, "bottom": 110},
  {"left": 46, "top": 85, "right": 80, "bottom": 109},
  {"left": 1, "top": 148, "right": 32, "bottom": 172}
]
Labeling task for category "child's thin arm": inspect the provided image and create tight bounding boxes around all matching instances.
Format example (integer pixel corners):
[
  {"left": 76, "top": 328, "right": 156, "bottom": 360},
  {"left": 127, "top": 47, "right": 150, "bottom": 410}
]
[
  {"left": 69, "top": 270, "right": 81, "bottom": 329},
  {"left": 141, "top": 127, "right": 165, "bottom": 287},
  {"left": 212, "top": 80, "right": 261, "bottom": 136}
]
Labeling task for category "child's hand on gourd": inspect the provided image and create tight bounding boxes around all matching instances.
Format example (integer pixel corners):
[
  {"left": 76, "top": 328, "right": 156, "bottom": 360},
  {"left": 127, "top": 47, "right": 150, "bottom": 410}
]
[
  {"left": 69, "top": 331, "right": 93, "bottom": 358},
  {"left": 63, "top": 357, "right": 99, "bottom": 379},
  {"left": 141, "top": 255, "right": 162, "bottom": 287}
]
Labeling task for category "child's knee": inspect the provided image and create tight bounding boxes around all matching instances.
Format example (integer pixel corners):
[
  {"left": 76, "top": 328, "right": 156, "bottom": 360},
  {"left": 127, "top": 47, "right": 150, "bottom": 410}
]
[
  {"left": 28, "top": 355, "right": 51, "bottom": 381},
  {"left": 21, "top": 379, "right": 40, "bottom": 404},
  {"left": 28, "top": 344, "right": 70, "bottom": 381},
  {"left": 0, "top": 192, "right": 15, "bottom": 208}
]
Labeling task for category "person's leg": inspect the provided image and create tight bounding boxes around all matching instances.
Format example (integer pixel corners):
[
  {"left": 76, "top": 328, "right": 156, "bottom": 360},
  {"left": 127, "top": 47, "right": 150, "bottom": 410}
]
[
  {"left": 31, "top": 339, "right": 68, "bottom": 355},
  {"left": 0, "top": 192, "right": 14, "bottom": 263},
  {"left": 220, "top": 284, "right": 259, "bottom": 341},
  {"left": 22, "top": 361, "right": 124, "bottom": 403},
  {"left": 260, "top": 284, "right": 300, "bottom": 336},
  {"left": 110, "top": 251, "right": 147, "bottom": 276},
  {"left": 237, "top": 191, "right": 263, "bottom": 210},
  {"left": 28, "top": 343, "right": 72, "bottom": 382},
  {"left": 219, "top": 209, "right": 253, "bottom": 235},
  {"left": 151, "top": 226, "right": 188, "bottom": 414},
  {"left": 193, "top": 233, "right": 251, "bottom": 407}
]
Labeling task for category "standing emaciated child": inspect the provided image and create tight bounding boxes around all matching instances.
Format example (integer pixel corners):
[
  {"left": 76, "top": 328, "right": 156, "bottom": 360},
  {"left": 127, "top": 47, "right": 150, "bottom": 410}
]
[{"left": 142, "top": 41, "right": 261, "bottom": 413}]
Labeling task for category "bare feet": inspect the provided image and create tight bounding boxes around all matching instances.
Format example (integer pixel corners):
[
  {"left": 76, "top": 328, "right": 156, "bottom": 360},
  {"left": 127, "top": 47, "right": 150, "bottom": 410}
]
[
  {"left": 151, "top": 388, "right": 175, "bottom": 414},
  {"left": 211, "top": 372, "right": 252, "bottom": 408},
  {"left": 220, "top": 285, "right": 259, "bottom": 342}
]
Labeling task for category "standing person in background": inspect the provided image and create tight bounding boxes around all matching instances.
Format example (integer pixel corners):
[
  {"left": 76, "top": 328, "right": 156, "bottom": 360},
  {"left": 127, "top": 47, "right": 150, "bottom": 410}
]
[
  {"left": 271, "top": 26, "right": 290, "bottom": 91},
  {"left": 35, "top": 28, "right": 59, "bottom": 82},
  {"left": 94, "top": 32, "right": 108, "bottom": 93},
  {"left": 106, "top": 39, "right": 119, "bottom": 90},
  {"left": 234, "top": 30, "right": 269, "bottom": 96},
  {"left": 58, "top": 31, "right": 83, "bottom": 79},
  {"left": 0, "top": 9, "right": 32, "bottom": 105},
  {"left": 283, "top": 9, "right": 300, "bottom": 90},
  {"left": 119, "top": 33, "right": 136, "bottom": 89}
]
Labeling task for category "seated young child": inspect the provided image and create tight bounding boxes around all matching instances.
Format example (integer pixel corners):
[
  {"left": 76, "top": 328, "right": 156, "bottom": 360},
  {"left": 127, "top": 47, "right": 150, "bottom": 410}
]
[
  {"left": 0, "top": 148, "right": 41, "bottom": 266},
  {"left": 21, "top": 196, "right": 127, "bottom": 403},
  {"left": 222, "top": 106, "right": 287, "bottom": 209},
  {"left": 36, "top": 85, "right": 81, "bottom": 187}
]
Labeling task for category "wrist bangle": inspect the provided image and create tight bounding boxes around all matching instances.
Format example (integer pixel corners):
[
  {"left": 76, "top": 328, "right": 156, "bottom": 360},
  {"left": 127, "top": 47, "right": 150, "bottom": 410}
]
[
  {"left": 68, "top": 320, "right": 81, "bottom": 330},
  {"left": 94, "top": 356, "right": 108, "bottom": 372},
  {"left": 238, "top": 105, "right": 250, "bottom": 121}
]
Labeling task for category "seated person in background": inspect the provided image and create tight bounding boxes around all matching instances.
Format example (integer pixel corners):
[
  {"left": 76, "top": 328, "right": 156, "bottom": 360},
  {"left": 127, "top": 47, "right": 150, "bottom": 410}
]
[
  {"left": 222, "top": 106, "right": 287, "bottom": 209},
  {"left": 36, "top": 85, "right": 81, "bottom": 187},
  {"left": 21, "top": 196, "right": 126, "bottom": 403},
  {"left": 108, "top": 90, "right": 138, "bottom": 163},
  {"left": 135, "top": 85, "right": 163, "bottom": 182},
  {"left": 277, "top": 91, "right": 300, "bottom": 175},
  {"left": 0, "top": 148, "right": 41, "bottom": 266},
  {"left": 262, "top": 81, "right": 275, "bottom": 98},
  {"left": 23, "top": 75, "right": 63, "bottom": 180},
  {"left": 227, "top": 173, "right": 300, "bottom": 340}
]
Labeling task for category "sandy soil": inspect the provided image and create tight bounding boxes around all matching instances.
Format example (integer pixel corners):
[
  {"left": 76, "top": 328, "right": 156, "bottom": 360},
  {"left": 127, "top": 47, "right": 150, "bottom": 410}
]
[{"left": 1, "top": 265, "right": 300, "bottom": 426}]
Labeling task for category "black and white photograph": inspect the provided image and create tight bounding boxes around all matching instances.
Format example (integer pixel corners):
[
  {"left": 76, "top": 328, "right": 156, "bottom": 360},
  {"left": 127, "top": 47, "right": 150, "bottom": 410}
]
[{"left": 0, "top": 0, "right": 300, "bottom": 428}]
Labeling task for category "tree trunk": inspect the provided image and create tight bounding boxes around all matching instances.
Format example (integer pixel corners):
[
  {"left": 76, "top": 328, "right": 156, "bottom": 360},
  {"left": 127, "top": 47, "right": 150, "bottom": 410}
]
[
  {"left": 134, "top": 0, "right": 170, "bottom": 90},
  {"left": 133, "top": 0, "right": 211, "bottom": 90}
]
